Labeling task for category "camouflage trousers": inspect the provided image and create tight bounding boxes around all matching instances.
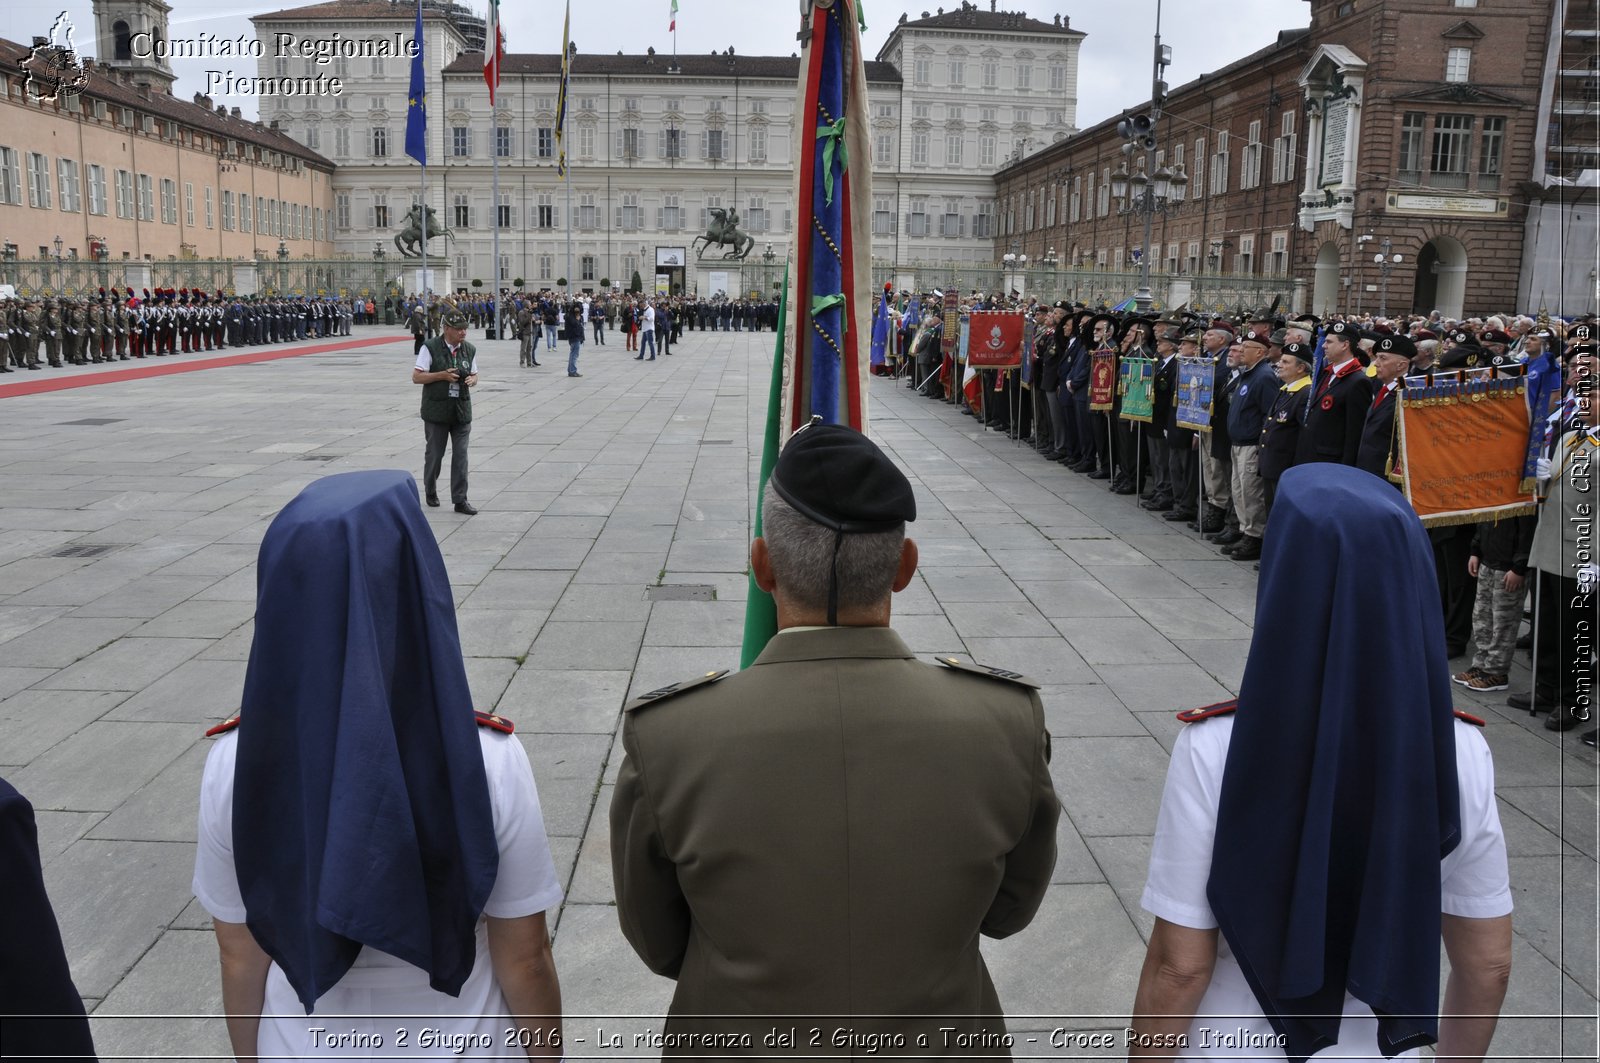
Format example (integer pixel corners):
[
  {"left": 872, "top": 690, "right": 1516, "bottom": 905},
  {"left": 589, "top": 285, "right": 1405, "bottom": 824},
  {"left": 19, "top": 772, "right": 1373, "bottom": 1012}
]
[{"left": 1470, "top": 565, "right": 1526, "bottom": 676}]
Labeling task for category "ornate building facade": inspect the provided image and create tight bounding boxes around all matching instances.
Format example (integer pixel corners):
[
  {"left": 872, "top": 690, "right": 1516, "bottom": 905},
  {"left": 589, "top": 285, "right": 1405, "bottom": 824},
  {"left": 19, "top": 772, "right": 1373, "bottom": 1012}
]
[
  {"left": 997, "top": 0, "right": 1572, "bottom": 319},
  {"left": 250, "top": 2, "right": 1085, "bottom": 294}
]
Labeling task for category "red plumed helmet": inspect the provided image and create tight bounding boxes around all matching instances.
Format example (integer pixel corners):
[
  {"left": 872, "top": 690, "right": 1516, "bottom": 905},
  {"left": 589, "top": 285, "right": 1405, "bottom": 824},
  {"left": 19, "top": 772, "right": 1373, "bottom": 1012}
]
[{"left": 142, "top": 288, "right": 151, "bottom": 297}]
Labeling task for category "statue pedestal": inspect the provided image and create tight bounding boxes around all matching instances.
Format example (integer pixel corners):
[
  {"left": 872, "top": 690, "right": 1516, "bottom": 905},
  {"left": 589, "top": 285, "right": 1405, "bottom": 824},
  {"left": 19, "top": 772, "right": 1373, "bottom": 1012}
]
[{"left": 408, "top": 257, "right": 450, "bottom": 297}]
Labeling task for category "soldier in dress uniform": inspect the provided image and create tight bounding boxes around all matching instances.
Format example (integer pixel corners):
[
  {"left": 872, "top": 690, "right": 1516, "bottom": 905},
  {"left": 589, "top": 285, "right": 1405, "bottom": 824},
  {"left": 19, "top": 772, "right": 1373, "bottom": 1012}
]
[
  {"left": 1294, "top": 319, "right": 1374, "bottom": 466},
  {"left": 112, "top": 292, "right": 129, "bottom": 360},
  {"left": 40, "top": 298, "right": 63, "bottom": 367},
  {"left": 408, "top": 299, "right": 429, "bottom": 358},
  {"left": 611, "top": 423, "right": 1059, "bottom": 1040},
  {"left": 0, "top": 296, "right": 13, "bottom": 373}
]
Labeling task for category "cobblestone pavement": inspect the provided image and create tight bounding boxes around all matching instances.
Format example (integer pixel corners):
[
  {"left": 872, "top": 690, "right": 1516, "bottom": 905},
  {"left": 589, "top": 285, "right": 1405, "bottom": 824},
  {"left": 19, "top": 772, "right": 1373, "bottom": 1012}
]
[{"left": 0, "top": 327, "right": 1592, "bottom": 1060}]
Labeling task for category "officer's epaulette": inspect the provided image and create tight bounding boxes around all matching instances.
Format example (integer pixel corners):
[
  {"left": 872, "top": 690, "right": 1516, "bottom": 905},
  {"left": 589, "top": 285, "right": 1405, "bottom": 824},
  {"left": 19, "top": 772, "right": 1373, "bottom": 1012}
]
[
  {"left": 934, "top": 656, "right": 1040, "bottom": 689},
  {"left": 204, "top": 714, "right": 241, "bottom": 737},
  {"left": 625, "top": 670, "right": 730, "bottom": 712},
  {"left": 1453, "top": 709, "right": 1486, "bottom": 727},
  {"left": 1176, "top": 698, "right": 1237, "bottom": 723},
  {"left": 475, "top": 710, "right": 515, "bottom": 734}
]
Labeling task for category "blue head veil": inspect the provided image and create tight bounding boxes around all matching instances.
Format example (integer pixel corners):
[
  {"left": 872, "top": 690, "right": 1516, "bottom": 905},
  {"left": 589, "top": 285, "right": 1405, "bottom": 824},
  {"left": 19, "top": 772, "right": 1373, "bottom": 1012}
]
[
  {"left": 1207, "top": 463, "right": 1461, "bottom": 1062},
  {"left": 232, "top": 470, "right": 498, "bottom": 1011}
]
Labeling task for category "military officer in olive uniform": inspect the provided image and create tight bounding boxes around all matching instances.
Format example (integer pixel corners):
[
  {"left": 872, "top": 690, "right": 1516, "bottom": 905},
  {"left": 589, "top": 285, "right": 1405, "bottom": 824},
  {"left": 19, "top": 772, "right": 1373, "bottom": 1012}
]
[
  {"left": 0, "top": 296, "right": 13, "bottom": 373},
  {"left": 611, "top": 423, "right": 1059, "bottom": 1049}
]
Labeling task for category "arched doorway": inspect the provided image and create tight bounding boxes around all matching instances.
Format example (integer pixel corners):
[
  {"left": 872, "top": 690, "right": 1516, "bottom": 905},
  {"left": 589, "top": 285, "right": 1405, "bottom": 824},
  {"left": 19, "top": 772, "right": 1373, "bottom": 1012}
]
[
  {"left": 1312, "top": 240, "right": 1342, "bottom": 316},
  {"left": 1412, "top": 236, "right": 1468, "bottom": 319}
]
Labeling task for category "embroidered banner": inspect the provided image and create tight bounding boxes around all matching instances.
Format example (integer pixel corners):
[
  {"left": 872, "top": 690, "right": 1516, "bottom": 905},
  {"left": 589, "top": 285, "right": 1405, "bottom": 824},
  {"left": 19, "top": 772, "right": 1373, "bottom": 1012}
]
[
  {"left": 1119, "top": 357, "right": 1155, "bottom": 423},
  {"left": 1397, "top": 375, "right": 1537, "bottom": 527},
  {"left": 940, "top": 289, "right": 960, "bottom": 361},
  {"left": 1089, "top": 348, "right": 1117, "bottom": 411},
  {"left": 966, "top": 311, "right": 1025, "bottom": 368},
  {"left": 1175, "top": 356, "right": 1213, "bottom": 430}
]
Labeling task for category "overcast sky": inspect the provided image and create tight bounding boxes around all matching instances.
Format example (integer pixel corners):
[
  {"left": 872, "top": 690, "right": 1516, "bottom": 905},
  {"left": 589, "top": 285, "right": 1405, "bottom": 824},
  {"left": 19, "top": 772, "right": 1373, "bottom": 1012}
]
[{"left": 18, "top": 1, "right": 1310, "bottom": 125}]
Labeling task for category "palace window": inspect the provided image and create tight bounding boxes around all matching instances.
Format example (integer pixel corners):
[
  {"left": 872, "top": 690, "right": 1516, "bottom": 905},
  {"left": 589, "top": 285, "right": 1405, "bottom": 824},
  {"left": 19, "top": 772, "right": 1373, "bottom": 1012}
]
[
  {"left": 453, "top": 192, "right": 471, "bottom": 228},
  {"left": 222, "top": 190, "right": 235, "bottom": 230},
  {"left": 372, "top": 127, "right": 390, "bottom": 158},
  {"left": 1445, "top": 47, "right": 1472, "bottom": 84},
  {"left": 1479, "top": 116, "right": 1505, "bottom": 190},
  {"left": 26, "top": 152, "right": 50, "bottom": 208},
  {"left": 57, "top": 158, "right": 80, "bottom": 212},
  {"left": 1430, "top": 113, "right": 1474, "bottom": 188},
  {"left": 452, "top": 126, "right": 471, "bottom": 157}
]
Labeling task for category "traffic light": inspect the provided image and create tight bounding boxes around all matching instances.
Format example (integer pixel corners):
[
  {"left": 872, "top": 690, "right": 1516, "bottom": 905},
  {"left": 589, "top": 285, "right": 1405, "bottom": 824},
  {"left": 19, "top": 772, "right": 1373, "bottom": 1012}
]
[{"left": 1117, "top": 113, "right": 1157, "bottom": 152}]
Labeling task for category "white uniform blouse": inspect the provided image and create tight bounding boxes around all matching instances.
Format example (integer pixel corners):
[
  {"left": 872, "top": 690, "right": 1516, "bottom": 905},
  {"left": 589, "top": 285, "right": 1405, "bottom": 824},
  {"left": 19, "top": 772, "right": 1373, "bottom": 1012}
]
[
  {"left": 1141, "top": 715, "right": 1512, "bottom": 1061},
  {"left": 193, "top": 728, "right": 563, "bottom": 1060}
]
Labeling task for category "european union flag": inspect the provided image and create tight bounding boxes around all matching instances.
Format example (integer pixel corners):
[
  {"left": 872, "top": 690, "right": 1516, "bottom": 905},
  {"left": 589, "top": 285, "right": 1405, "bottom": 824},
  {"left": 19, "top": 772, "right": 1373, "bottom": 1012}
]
[{"left": 404, "top": 2, "right": 427, "bottom": 165}]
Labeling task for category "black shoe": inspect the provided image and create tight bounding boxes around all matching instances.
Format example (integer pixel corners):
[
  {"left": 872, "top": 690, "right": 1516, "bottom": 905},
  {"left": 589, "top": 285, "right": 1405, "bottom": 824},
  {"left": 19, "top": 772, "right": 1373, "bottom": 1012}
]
[
  {"left": 1199, "top": 517, "right": 1225, "bottom": 535},
  {"left": 569, "top": 372, "right": 582, "bottom": 377},
  {"left": 1041, "top": 450, "right": 1062, "bottom": 462},
  {"left": 532, "top": 361, "right": 542, "bottom": 367},
  {"left": 454, "top": 502, "right": 478, "bottom": 516},
  {"left": 1140, "top": 495, "right": 1174, "bottom": 512},
  {"left": 1210, "top": 528, "right": 1244, "bottom": 546},
  {"left": 1113, "top": 482, "right": 1137, "bottom": 496},
  {"left": 1164, "top": 508, "right": 1197, "bottom": 522},
  {"left": 1507, "top": 691, "right": 1557, "bottom": 713},
  {"left": 1225, "top": 536, "right": 1263, "bottom": 561},
  {"left": 1545, "top": 708, "right": 1585, "bottom": 732},
  {"left": 425, "top": 494, "right": 440, "bottom": 507},
  {"left": 1087, "top": 468, "right": 1110, "bottom": 480}
]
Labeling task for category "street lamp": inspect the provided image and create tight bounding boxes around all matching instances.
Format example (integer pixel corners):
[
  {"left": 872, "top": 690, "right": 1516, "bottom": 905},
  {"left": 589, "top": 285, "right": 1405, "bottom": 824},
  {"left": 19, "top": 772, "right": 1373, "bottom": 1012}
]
[
  {"left": 1110, "top": 0, "right": 1179, "bottom": 313},
  {"left": 0, "top": 240, "right": 14, "bottom": 286},
  {"left": 1374, "top": 238, "right": 1403, "bottom": 319},
  {"left": 51, "top": 236, "right": 63, "bottom": 294},
  {"left": 763, "top": 241, "right": 775, "bottom": 299}
]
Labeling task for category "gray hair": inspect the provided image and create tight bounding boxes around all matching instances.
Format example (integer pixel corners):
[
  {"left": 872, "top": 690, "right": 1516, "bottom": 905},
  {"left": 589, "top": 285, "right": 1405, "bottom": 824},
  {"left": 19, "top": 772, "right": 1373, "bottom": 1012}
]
[{"left": 760, "top": 483, "right": 906, "bottom": 613}]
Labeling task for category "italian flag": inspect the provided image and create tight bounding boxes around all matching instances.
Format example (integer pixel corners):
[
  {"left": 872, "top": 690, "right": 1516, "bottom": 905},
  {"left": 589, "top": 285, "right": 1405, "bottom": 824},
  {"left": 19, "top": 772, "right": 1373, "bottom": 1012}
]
[
  {"left": 484, "top": 0, "right": 504, "bottom": 105},
  {"left": 670, "top": 0, "right": 678, "bottom": 31}
]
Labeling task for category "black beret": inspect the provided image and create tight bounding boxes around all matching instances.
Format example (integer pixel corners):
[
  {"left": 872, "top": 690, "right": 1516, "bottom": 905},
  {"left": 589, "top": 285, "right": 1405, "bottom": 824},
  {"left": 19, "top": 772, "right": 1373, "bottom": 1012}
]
[
  {"left": 1281, "top": 341, "right": 1315, "bottom": 364},
  {"left": 1437, "top": 345, "right": 1484, "bottom": 370},
  {"left": 770, "top": 423, "right": 915, "bottom": 533},
  {"left": 1373, "top": 334, "right": 1417, "bottom": 359},
  {"left": 1479, "top": 329, "right": 1512, "bottom": 345},
  {"left": 1325, "top": 320, "right": 1364, "bottom": 343}
]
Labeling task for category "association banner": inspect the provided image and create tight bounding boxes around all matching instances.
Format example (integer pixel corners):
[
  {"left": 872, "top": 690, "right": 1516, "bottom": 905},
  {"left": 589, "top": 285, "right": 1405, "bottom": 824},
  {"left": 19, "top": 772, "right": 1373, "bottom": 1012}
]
[
  {"left": 941, "top": 289, "right": 959, "bottom": 361},
  {"left": 1397, "top": 375, "right": 1537, "bottom": 527},
  {"left": 1119, "top": 357, "right": 1155, "bottom": 423},
  {"left": 966, "top": 311, "right": 1025, "bottom": 368},
  {"left": 1175, "top": 356, "right": 1214, "bottom": 430},
  {"left": 1089, "top": 348, "right": 1117, "bottom": 411}
]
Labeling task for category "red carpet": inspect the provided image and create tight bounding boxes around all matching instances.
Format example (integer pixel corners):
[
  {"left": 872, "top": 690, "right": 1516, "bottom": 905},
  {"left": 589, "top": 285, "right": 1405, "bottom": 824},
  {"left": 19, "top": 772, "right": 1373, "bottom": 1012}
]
[{"left": 0, "top": 333, "right": 410, "bottom": 399}]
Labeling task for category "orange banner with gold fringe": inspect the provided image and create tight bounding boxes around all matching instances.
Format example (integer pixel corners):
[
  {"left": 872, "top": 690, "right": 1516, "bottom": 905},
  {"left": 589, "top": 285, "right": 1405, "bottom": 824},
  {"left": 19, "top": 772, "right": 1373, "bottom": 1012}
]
[{"left": 1397, "top": 376, "right": 1537, "bottom": 527}]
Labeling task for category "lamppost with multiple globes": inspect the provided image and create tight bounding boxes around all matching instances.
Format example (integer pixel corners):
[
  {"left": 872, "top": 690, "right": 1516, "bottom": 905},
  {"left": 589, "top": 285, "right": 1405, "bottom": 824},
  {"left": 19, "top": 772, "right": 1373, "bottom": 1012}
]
[
  {"left": 51, "top": 235, "right": 64, "bottom": 294},
  {"left": 1374, "top": 238, "right": 1403, "bottom": 319},
  {"left": 1002, "top": 249, "right": 1028, "bottom": 297}
]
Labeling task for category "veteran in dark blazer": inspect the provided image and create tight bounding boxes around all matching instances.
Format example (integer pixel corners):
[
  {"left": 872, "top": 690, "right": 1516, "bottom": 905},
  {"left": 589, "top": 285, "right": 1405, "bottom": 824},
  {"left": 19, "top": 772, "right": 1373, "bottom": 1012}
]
[
  {"left": 611, "top": 424, "right": 1059, "bottom": 1054},
  {"left": 1295, "top": 320, "right": 1375, "bottom": 467}
]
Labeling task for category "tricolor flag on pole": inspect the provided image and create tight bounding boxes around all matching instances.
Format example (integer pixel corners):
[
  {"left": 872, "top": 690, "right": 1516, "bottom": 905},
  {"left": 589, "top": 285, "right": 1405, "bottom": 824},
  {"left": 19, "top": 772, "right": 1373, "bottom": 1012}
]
[
  {"left": 669, "top": 0, "right": 679, "bottom": 32},
  {"left": 483, "top": 0, "right": 504, "bottom": 106},
  {"left": 556, "top": 0, "right": 571, "bottom": 177},
  {"left": 741, "top": 0, "right": 873, "bottom": 667}
]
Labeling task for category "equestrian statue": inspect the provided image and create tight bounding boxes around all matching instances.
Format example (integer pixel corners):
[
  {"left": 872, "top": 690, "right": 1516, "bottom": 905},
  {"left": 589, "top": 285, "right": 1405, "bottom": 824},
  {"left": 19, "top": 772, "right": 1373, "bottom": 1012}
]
[
  {"left": 693, "top": 207, "right": 755, "bottom": 261},
  {"left": 394, "top": 204, "right": 454, "bottom": 258}
]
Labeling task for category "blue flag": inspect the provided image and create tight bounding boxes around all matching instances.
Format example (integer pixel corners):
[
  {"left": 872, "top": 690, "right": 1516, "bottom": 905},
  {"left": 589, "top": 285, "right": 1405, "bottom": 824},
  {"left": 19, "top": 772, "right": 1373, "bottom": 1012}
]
[{"left": 404, "top": 3, "right": 427, "bottom": 165}]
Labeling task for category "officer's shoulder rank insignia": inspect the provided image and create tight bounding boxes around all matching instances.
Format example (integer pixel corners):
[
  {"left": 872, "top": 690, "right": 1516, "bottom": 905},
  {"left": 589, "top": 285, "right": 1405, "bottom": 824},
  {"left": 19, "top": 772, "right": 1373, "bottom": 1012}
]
[
  {"left": 475, "top": 711, "right": 515, "bottom": 734},
  {"left": 204, "top": 714, "right": 241, "bottom": 737},
  {"left": 935, "top": 656, "right": 1040, "bottom": 689},
  {"left": 625, "top": 670, "right": 730, "bottom": 712},
  {"left": 1452, "top": 709, "right": 1487, "bottom": 727},
  {"left": 1176, "top": 698, "right": 1237, "bottom": 723}
]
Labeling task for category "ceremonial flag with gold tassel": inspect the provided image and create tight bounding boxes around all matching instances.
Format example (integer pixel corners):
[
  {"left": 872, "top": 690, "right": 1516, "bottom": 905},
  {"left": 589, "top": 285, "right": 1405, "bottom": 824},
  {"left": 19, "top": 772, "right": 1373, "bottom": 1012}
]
[{"left": 1397, "top": 374, "right": 1537, "bottom": 527}]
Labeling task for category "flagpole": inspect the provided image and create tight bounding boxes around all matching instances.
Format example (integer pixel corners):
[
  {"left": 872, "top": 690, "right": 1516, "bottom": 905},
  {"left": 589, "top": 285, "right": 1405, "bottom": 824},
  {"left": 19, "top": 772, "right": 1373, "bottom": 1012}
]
[
  {"left": 491, "top": 116, "right": 500, "bottom": 337},
  {"left": 418, "top": 0, "right": 428, "bottom": 297}
]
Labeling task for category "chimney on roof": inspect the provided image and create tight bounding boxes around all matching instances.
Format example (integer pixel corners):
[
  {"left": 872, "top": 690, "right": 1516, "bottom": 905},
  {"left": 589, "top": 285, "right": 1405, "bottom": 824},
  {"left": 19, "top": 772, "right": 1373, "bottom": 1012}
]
[
  {"left": 194, "top": 92, "right": 204, "bottom": 105},
  {"left": 216, "top": 104, "right": 227, "bottom": 116},
  {"left": 269, "top": 120, "right": 279, "bottom": 130},
  {"left": 231, "top": 106, "right": 242, "bottom": 119},
  {"left": 136, "top": 81, "right": 151, "bottom": 98}
]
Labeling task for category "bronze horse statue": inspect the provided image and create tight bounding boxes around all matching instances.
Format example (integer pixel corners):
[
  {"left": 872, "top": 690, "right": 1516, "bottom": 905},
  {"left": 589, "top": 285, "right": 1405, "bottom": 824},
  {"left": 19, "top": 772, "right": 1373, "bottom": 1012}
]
[
  {"left": 693, "top": 208, "right": 755, "bottom": 260},
  {"left": 394, "top": 204, "right": 454, "bottom": 258}
]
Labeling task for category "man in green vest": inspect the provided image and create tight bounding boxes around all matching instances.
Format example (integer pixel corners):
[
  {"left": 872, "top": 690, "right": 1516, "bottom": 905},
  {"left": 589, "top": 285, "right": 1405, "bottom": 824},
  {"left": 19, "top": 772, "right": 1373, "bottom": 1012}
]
[{"left": 412, "top": 308, "right": 479, "bottom": 515}]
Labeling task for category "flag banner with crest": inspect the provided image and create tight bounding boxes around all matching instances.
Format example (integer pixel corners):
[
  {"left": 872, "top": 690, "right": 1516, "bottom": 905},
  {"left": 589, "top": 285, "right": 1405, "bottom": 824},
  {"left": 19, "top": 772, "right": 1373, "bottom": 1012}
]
[
  {"left": 1175, "top": 355, "right": 1214, "bottom": 430},
  {"left": 1089, "top": 349, "right": 1118, "bottom": 411},
  {"left": 778, "top": 0, "right": 873, "bottom": 440},
  {"left": 966, "top": 311, "right": 1025, "bottom": 368},
  {"left": 556, "top": 1, "right": 571, "bottom": 176},
  {"left": 1119, "top": 358, "right": 1156, "bottom": 423},
  {"left": 483, "top": 0, "right": 504, "bottom": 105},
  {"left": 1397, "top": 375, "right": 1537, "bottom": 527}
]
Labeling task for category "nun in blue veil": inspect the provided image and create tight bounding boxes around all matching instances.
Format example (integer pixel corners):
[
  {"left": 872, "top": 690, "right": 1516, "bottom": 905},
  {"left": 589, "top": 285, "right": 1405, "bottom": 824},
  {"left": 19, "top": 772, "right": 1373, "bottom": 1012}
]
[
  {"left": 1128, "top": 463, "right": 1513, "bottom": 1061},
  {"left": 192, "top": 470, "right": 564, "bottom": 1059}
]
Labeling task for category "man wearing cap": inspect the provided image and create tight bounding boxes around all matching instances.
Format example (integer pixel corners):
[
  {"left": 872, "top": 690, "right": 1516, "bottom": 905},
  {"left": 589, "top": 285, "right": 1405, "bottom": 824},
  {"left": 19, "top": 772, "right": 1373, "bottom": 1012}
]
[
  {"left": 611, "top": 423, "right": 1059, "bottom": 1038},
  {"left": 1221, "top": 328, "right": 1281, "bottom": 561},
  {"left": 1197, "top": 325, "right": 1237, "bottom": 540},
  {"left": 1357, "top": 334, "right": 1416, "bottom": 482},
  {"left": 1141, "top": 323, "right": 1183, "bottom": 513},
  {"left": 1259, "top": 341, "right": 1315, "bottom": 513},
  {"left": 1295, "top": 320, "right": 1374, "bottom": 467},
  {"left": 413, "top": 309, "right": 480, "bottom": 515}
]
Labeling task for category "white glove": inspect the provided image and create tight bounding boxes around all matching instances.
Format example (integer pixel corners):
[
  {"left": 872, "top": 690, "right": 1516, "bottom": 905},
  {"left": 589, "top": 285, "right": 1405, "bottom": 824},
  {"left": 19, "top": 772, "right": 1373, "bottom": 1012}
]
[
  {"left": 1579, "top": 564, "right": 1599, "bottom": 596},
  {"left": 1535, "top": 456, "right": 1552, "bottom": 481}
]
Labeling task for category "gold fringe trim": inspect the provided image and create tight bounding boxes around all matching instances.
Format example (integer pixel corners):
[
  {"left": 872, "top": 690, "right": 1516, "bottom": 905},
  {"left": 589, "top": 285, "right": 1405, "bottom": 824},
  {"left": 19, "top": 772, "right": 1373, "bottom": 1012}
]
[{"left": 1419, "top": 503, "right": 1538, "bottom": 529}]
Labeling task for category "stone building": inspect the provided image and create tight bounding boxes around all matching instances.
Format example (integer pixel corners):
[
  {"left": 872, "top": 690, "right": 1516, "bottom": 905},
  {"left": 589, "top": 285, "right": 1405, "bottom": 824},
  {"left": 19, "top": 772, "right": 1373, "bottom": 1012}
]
[
  {"left": 250, "top": 1, "right": 1084, "bottom": 294},
  {"left": 0, "top": 12, "right": 335, "bottom": 279},
  {"left": 998, "top": 0, "right": 1571, "bottom": 319}
]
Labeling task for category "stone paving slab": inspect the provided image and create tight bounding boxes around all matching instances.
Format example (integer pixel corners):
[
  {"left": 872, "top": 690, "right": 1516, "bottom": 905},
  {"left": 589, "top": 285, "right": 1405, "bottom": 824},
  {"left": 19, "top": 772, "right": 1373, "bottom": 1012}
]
[{"left": 0, "top": 328, "right": 1590, "bottom": 1055}]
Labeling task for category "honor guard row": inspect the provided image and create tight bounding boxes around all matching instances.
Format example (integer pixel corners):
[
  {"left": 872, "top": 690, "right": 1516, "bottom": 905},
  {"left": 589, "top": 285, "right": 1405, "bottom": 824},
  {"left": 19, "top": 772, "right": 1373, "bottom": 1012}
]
[{"left": 0, "top": 289, "right": 359, "bottom": 371}]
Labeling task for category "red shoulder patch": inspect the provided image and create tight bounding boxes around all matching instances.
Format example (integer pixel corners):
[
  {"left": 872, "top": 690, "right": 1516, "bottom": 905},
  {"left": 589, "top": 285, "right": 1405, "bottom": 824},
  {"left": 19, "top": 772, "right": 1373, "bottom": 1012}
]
[
  {"left": 1176, "top": 698, "right": 1238, "bottom": 723},
  {"left": 1452, "top": 709, "right": 1486, "bottom": 727},
  {"left": 475, "top": 711, "right": 515, "bottom": 735},
  {"left": 204, "top": 714, "right": 241, "bottom": 737}
]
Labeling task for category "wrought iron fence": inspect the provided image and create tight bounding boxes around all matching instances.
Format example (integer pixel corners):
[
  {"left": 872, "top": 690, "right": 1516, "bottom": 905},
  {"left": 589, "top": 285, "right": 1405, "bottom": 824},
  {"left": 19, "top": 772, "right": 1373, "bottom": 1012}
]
[
  {"left": 868, "top": 261, "right": 1292, "bottom": 313},
  {"left": 0, "top": 258, "right": 403, "bottom": 300}
]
